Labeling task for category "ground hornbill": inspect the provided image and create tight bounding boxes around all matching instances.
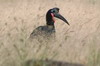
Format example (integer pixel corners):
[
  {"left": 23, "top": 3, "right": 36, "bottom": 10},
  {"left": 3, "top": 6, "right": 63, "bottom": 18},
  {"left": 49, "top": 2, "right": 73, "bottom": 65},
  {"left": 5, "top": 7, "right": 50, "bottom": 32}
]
[{"left": 30, "top": 7, "right": 69, "bottom": 41}]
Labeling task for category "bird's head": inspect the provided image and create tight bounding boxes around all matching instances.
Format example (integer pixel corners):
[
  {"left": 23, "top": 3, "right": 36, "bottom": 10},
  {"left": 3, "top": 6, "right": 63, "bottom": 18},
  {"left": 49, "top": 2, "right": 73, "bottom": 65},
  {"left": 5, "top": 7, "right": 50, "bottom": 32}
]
[{"left": 46, "top": 7, "right": 70, "bottom": 25}]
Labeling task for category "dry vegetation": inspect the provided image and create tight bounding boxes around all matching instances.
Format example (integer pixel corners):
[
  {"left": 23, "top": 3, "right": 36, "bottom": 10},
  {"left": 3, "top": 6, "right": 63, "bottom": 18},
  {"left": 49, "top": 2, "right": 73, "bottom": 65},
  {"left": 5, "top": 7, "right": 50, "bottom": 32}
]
[{"left": 0, "top": 0, "right": 100, "bottom": 66}]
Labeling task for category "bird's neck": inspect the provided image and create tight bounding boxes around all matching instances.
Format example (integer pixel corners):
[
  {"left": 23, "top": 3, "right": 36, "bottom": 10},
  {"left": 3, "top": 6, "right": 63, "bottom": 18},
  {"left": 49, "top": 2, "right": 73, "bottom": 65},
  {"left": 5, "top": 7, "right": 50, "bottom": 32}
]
[
  {"left": 46, "top": 11, "right": 55, "bottom": 30},
  {"left": 46, "top": 20, "right": 55, "bottom": 30},
  {"left": 46, "top": 11, "right": 55, "bottom": 26},
  {"left": 47, "top": 25, "right": 55, "bottom": 30}
]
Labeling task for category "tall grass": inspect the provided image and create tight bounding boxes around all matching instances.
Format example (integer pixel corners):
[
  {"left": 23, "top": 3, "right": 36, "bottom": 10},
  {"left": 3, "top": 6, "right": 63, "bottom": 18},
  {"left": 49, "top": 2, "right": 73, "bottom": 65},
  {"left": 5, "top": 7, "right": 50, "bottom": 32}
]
[
  {"left": 87, "top": 48, "right": 100, "bottom": 66},
  {"left": 0, "top": 0, "right": 100, "bottom": 66},
  {"left": 87, "top": 32, "right": 100, "bottom": 66}
]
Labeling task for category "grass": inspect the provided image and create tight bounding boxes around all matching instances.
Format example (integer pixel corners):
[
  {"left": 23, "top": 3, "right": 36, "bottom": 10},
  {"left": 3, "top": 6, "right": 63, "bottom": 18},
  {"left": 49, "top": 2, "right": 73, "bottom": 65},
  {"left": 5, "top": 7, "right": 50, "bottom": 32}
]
[
  {"left": 87, "top": 40, "right": 100, "bottom": 66},
  {"left": 87, "top": 48, "right": 100, "bottom": 66},
  {"left": 85, "top": 30, "right": 100, "bottom": 66},
  {"left": 0, "top": 0, "right": 100, "bottom": 66}
]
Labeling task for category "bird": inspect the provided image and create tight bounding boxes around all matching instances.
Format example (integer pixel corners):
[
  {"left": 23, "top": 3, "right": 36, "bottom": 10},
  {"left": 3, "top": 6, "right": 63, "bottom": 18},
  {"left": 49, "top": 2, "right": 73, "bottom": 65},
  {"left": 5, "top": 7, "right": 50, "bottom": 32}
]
[{"left": 29, "top": 7, "right": 69, "bottom": 41}]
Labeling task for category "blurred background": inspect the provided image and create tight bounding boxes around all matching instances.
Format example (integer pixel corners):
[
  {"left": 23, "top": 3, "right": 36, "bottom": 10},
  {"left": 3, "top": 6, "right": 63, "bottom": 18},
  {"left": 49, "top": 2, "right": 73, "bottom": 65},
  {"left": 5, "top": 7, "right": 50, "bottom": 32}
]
[{"left": 0, "top": 0, "right": 100, "bottom": 66}]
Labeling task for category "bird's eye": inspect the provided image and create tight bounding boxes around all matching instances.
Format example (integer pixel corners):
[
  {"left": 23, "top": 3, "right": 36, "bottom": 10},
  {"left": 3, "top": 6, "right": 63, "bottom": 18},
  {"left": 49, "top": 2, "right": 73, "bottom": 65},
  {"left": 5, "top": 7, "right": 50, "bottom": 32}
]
[{"left": 51, "top": 10, "right": 55, "bottom": 13}]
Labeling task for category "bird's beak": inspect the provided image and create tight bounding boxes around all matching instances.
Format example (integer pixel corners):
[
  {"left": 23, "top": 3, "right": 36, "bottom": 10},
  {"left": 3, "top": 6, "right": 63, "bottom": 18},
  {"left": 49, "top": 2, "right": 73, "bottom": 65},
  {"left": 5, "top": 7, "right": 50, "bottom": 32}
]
[{"left": 54, "top": 13, "right": 70, "bottom": 25}]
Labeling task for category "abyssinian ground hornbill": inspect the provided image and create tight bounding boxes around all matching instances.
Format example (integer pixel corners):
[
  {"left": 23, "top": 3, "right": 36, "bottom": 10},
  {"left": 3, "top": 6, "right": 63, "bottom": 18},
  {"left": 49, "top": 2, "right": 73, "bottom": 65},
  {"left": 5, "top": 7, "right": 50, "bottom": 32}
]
[{"left": 30, "top": 7, "right": 69, "bottom": 40}]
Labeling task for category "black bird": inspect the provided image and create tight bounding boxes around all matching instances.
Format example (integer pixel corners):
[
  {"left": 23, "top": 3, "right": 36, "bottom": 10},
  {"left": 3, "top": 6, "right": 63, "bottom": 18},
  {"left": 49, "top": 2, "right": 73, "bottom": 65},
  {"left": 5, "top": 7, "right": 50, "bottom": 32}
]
[{"left": 30, "top": 7, "right": 69, "bottom": 40}]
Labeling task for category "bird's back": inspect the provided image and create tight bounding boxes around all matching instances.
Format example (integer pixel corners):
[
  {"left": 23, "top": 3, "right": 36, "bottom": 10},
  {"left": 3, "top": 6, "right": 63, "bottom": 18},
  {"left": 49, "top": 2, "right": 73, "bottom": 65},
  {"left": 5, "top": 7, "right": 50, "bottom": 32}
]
[{"left": 30, "top": 25, "right": 56, "bottom": 42}]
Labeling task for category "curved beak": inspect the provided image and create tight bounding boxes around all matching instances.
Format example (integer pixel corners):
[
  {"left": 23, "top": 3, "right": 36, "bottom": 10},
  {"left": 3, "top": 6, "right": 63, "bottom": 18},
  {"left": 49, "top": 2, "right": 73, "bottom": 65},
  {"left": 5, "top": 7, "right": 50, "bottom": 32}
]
[{"left": 54, "top": 13, "right": 70, "bottom": 25}]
